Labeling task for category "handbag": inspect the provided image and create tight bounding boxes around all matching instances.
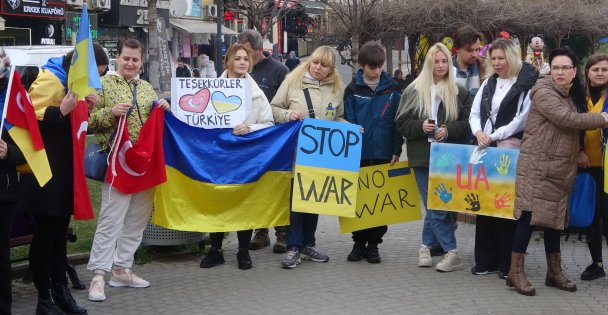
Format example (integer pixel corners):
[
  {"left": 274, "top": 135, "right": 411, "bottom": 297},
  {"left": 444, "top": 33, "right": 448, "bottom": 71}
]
[
  {"left": 84, "top": 142, "right": 109, "bottom": 181},
  {"left": 84, "top": 82, "right": 139, "bottom": 181},
  {"left": 568, "top": 172, "right": 596, "bottom": 228}
]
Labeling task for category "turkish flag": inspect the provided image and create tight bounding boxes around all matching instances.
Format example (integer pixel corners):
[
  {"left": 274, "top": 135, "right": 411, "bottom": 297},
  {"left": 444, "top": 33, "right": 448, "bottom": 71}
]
[
  {"left": 70, "top": 100, "right": 94, "bottom": 220},
  {"left": 106, "top": 105, "right": 166, "bottom": 194},
  {"left": 5, "top": 70, "right": 44, "bottom": 150}
]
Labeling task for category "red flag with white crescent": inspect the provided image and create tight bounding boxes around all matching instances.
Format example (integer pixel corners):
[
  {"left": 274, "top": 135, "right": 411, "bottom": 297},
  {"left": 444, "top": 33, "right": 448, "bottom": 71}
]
[
  {"left": 70, "top": 100, "right": 93, "bottom": 220},
  {"left": 106, "top": 105, "right": 166, "bottom": 194},
  {"left": 6, "top": 70, "right": 44, "bottom": 150}
]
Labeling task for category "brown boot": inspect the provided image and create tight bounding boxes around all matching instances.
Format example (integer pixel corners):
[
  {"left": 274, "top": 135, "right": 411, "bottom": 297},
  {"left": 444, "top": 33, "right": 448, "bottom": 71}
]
[
  {"left": 545, "top": 252, "right": 577, "bottom": 292},
  {"left": 249, "top": 229, "right": 270, "bottom": 250},
  {"left": 273, "top": 230, "right": 287, "bottom": 253},
  {"left": 506, "top": 252, "right": 536, "bottom": 296}
]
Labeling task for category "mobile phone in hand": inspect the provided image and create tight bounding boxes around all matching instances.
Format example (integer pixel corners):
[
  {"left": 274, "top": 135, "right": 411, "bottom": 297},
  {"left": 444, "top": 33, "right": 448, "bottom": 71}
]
[{"left": 427, "top": 119, "right": 436, "bottom": 142}]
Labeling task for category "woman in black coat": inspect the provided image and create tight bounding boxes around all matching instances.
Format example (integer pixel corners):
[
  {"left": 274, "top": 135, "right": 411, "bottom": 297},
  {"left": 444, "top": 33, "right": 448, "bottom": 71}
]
[
  {"left": 20, "top": 44, "right": 108, "bottom": 315},
  {"left": 0, "top": 131, "right": 26, "bottom": 315},
  {"left": 0, "top": 48, "right": 27, "bottom": 315}
]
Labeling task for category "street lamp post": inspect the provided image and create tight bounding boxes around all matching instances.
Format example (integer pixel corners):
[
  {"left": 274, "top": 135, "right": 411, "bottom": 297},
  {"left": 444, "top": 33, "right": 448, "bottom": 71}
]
[{"left": 215, "top": 0, "right": 223, "bottom": 75}]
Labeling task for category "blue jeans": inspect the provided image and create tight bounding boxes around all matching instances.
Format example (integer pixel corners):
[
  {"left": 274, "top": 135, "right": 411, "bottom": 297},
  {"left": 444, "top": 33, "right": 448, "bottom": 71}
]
[
  {"left": 286, "top": 211, "right": 318, "bottom": 251},
  {"left": 414, "top": 167, "right": 457, "bottom": 251}
]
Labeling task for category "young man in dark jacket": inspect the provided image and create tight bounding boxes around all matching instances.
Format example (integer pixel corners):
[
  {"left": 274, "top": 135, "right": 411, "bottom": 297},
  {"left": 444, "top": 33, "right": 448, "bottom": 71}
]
[{"left": 344, "top": 41, "right": 403, "bottom": 263}]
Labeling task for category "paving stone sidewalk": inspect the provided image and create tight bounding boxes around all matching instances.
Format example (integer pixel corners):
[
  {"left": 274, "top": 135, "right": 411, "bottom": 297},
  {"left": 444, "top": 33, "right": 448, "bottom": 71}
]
[{"left": 11, "top": 214, "right": 608, "bottom": 315}]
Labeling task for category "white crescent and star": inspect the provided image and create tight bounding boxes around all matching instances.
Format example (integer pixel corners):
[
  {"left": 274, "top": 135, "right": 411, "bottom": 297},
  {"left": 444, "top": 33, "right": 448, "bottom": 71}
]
[
  {"left": 16, "top": 92, "right": 26, "bottom": 113},
  {"left": 76, "top": 121, "right": 88, "bottom": 140},
  {"left": 117, "top": 141, "right": 148, "bottom": 177}
]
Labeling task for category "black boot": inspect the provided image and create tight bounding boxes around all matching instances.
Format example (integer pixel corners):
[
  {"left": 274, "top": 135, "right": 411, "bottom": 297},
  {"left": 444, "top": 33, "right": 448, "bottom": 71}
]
[
  {"left": 365, "top": 243, "right": 381, "bottom": 264},
  {"left": 200, "top": 247, "right": 225, "bottom": 268},
  {"left": 36, "top": 296, "right": 66, "bottom": 315},
  {"left": 237, "top": 250, "right": 252, "bottom": 270},
  {"left": 51, "top": 283, "right": 87, "bottom": 314},
  {"left": 347, "top": 243, "right": 366, "bottom": 261}
]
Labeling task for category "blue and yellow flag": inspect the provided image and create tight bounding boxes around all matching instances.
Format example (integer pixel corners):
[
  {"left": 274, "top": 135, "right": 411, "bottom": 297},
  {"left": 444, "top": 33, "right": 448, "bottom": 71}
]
[
  {"left": 67, "top": 3, "right": 102, "bottom": 99},
  {"left": 152, "top": 115, "right": 302, "bottom": 232}
]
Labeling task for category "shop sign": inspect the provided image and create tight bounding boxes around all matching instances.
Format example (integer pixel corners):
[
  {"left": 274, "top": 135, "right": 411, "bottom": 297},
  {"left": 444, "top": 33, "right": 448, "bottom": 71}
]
[
  {"left": 66, "top": 12, "right": 98, "bottom": 41},
  {"left": 40, "top": 23, "right": 55, "bottom": 45},
  {"left": 2, "top": 0, "right": 65, "bottom": 19},
  {"left": 102, "top": 0, "right": 170, "bottom": 27}
]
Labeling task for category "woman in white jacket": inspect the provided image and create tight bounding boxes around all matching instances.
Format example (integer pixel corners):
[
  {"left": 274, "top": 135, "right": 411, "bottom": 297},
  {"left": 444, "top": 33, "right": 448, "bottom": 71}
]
[{"left": 199, "top": 43, "right": 274, "bottom": 270}]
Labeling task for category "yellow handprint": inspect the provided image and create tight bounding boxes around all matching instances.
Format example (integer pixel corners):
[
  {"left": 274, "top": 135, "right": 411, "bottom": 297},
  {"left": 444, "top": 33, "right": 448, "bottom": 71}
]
[{"left": 495, "top": 154, "right": 511, "bottom": 175}]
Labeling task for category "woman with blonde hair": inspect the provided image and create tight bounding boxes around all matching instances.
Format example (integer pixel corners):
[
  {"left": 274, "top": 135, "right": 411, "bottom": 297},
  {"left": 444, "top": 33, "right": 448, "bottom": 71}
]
[
  {"left": 271, "top": 45, "right": 346, "bottom": 269},
  {"left": 469, "top": 38, "right": 538, "bottom": 279},
  {"left": 199, "top": 43, "right": 274, "bottom": 270},
  {"left": 396, "top": 43, "right": 472, "bottom": 272}
]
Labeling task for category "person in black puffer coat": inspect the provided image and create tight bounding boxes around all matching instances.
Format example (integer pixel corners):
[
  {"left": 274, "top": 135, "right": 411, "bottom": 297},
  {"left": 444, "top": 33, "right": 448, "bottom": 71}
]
[{"left": 0, "top": 48, "right": 27, "bottom": 315}]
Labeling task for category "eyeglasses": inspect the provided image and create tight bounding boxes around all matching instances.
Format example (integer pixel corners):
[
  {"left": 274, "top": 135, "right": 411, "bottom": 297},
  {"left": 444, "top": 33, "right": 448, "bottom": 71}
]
[{"left": 551, "top": 65, "right": 574, "bottom": 72}]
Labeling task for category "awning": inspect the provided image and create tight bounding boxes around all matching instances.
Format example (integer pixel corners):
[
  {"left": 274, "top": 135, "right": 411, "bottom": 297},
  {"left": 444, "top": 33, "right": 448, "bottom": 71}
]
[
  {"left": 301, "top": 1, "right": 325, "bottom": 15},
  {"left": 170, "top": 18, "right": 238, "bottom": 35}
]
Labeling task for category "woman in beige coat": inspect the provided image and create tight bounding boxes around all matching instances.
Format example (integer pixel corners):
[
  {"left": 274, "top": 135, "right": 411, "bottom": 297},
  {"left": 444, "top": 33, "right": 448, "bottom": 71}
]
[
  {"left": 508, "top": 47, "right": 608, "bottom": 296},
  {"left": 271, "top": 45, "right": 346, "bottom": 269}
]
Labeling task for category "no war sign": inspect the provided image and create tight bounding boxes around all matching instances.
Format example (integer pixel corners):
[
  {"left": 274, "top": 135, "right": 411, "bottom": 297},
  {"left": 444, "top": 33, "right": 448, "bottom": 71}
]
[
  {"left": 292, "top": 118, "right": 362, "bottom": 217},
  {"left": 339, "top": 162, "right": 421, "bottom": 233}
]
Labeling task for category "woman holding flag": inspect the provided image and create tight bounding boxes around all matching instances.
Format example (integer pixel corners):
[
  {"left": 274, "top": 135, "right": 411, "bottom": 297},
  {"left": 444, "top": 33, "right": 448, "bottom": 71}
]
[
  {"left": 0, "top": 48, "right": 27, "bottom": 315},
  {"left": 20, "top": 43, "right": 108, "bottom": 315},
  {"left": 199, "top": 43, "right": 274, "bottom": 270},
  {"left": 87, "top": 38, "right": 170, "bottom": 302}
]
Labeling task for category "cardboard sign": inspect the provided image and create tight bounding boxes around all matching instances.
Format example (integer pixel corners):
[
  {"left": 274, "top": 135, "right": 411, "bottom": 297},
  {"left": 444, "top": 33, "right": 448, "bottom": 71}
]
[
  {"left": 292, "top": 118, "right": 362, "bottom": 217},
  {"left": 339, "top": 162, "right": 421, "bottom": 233},
  {"left": 428, "top": 143, "right": 518, "bottom": 219},
  {"left": 171, "top": 77, "right": 252, "bottom": 128}
]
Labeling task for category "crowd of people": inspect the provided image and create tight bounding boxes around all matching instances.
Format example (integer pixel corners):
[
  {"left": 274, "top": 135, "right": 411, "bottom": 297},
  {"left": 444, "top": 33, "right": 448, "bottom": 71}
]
[{"left": 2, "top": 25, "right": 608, "bottom": 314}]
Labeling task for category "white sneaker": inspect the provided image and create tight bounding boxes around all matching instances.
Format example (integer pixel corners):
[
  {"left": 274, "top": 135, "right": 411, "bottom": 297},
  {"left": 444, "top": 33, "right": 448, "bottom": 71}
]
[
  {"left": 435, "top": 251, "right": 462, "bottom": 272},
  {"left": 88, "top": 275, "right": 106, "bottom": 302},
  {"left": 109, "top": 268, "right": 150, "bottom": 288},
  {"left": 418, "top": 246, "right": 432, "bottom": 267}
]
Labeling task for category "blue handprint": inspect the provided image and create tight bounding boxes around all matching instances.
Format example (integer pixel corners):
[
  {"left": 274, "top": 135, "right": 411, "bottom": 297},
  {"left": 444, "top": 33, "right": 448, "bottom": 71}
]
[{"left": 434, "top": 183, "right": 453, "bottom": 204}]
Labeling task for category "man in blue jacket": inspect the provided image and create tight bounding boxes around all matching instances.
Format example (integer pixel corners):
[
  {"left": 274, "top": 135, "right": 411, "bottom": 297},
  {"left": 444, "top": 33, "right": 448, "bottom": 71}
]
[{"left": 344, "top": 41, "right": 403, "bottom": 263}]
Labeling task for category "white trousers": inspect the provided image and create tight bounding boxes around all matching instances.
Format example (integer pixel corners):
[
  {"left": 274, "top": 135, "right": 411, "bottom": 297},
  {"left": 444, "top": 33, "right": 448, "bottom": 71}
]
[{"left": 87, "top": 182, "right": 154, "bottom": 273}]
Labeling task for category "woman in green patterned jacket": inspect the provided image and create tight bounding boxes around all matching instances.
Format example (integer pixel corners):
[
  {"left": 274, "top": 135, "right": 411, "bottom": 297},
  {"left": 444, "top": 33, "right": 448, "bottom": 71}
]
[{"left": 86, "top": 38, "right": 170, "bottom": 303}]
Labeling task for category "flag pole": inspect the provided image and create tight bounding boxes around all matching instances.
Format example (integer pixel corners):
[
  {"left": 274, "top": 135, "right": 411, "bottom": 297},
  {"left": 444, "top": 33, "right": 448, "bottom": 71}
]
[{"left": 0, "top": 66, "right": 16, "bottom": 138}]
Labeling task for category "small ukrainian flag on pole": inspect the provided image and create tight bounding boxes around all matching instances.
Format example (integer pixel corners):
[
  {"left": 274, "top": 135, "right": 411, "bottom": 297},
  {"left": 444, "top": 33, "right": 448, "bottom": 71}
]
[{"left": 68, "top": 3, "right": 102, "bottom": 99}]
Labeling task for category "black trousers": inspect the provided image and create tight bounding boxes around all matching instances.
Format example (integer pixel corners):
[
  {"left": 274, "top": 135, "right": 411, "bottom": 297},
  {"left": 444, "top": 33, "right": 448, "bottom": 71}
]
[
  {"left": 209, "top": 230, "right": 253, "bottom": 251},
  {"left": 352, "top": 226, "right": 388, "bottom": 245},
  {"left": 29, "top": 215, "right": 70, "bottom": 299},
  {"left": 474, "top": 215, "right": 516, "bottom": 273},
  {"left": 0, "top": 202, "right": 16, "bottom": 315},
  {"left": 512, "top": 211, "right": 561, "bottom": 254},
  {"left": 584, "top": 167, "right": 608, "bottom": 263}
]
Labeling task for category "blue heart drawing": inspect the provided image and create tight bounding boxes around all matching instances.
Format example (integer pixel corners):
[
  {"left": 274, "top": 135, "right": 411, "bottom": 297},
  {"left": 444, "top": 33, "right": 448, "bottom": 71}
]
[{"left": 211, "top": 91, "right": 242, "bottom": 114}]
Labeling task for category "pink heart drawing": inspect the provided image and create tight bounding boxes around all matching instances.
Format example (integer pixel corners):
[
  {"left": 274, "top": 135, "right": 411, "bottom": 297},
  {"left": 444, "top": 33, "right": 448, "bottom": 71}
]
[{"left": 178, "top": 89, "right": 210, "bottom": 113}]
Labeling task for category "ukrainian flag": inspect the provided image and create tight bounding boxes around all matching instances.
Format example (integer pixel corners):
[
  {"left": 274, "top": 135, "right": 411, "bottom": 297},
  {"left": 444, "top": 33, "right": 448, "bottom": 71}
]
[
  {"left": 152, "top": 115, "right": 302, "bottom": 232},
  {"left": 67, "top": 4, "right": 102, "bottom": 99}
]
